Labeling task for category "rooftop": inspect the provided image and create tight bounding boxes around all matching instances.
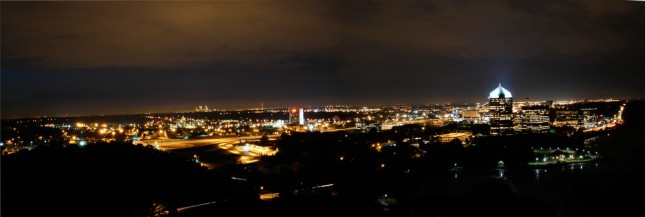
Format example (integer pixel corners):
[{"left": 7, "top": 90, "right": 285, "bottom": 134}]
[{"left": 489, "top": 83, "right": 512, "bottom": 98}]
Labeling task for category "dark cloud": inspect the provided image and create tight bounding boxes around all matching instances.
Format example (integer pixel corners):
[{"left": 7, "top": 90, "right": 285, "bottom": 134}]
[
  {"left": 2, "top": 1, "right": 339, "bottom": 69},
  {"left": 2, "top": 0, "right": 645, "bottom": 118}
]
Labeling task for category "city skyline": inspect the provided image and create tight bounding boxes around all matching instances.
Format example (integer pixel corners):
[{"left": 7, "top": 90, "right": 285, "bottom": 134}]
[
  {"left": 2, "top": 1, "right": 645, "bottom": 118},
  {"left": 0, "top": 82, "right": 631, "bottom": 119}
]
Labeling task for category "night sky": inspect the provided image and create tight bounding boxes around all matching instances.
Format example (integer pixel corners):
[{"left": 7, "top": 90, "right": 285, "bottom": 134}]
[{"left": 2, "top": 0, "right": 644, "bottom": 119}]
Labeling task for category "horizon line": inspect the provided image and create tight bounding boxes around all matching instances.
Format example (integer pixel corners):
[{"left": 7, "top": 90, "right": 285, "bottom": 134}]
[{"left": 2, "top": 97, "right": 637, "bottom": 120}]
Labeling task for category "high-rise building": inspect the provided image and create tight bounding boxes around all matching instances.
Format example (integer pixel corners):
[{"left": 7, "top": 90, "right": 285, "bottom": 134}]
[
  {"left": 299, "top": 108, "right": 305, "bottom": 125},
  {"left": 488, "top": 84, "right": 514, "bottom": 135},
  {"left": 521, "top": 104, "right": 550, "bottom": 133},
  {"left": 289, "top": 107, "right": 304, "bottom": 125},
  {"left": 195, "top": 105, "right": 210, "bottom": 112}
]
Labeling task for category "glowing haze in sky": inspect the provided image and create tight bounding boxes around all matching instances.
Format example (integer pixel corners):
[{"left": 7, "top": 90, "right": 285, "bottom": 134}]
[{"left": 2, "top": 0, "right": 644, "bottom": 118}]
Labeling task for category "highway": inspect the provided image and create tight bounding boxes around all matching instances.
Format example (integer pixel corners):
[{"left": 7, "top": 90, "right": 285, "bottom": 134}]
[
  {"left": 133, "top": 134, "right": 280, "bottom": 151},
  {"left": 583, "top": 122, "right": 618, "bottom": 133},
  {"left": 133, "top": 127, "right": 356, "bottom": 165},
  {"left": 134, "top": 134, "right": 280, "bottom": 165},
  {"left": 133, "top": 127, "right": 357, "bottom": 151}
]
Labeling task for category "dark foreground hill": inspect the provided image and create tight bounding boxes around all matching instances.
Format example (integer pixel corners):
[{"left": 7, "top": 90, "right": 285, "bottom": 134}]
[{"left": 2, "top": 142, "right": 255, "bottom": 217}]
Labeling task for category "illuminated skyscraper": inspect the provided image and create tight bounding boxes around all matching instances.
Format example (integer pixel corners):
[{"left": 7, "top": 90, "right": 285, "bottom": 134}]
[
  {"left": 289, "top": 107, "right": 298, "bottom": 125},
  {"left": 289, "top": 107, "right": 304, "bottom": 125},
  {"left": 488, "top": 84, "right": 514, "bottom": 135},
  {"left": 298, "top": 108, "right": 304, "bottom": 125}
]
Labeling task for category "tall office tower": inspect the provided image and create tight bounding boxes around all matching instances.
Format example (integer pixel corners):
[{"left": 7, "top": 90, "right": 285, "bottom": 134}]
[
  {"left": 299, "top": 108, "right": 305, "bottom": 125},
  {"left": 289, "top": 107, "right": 304, "bottom": 125},
  {"left": 488, "top": 84, "right": 514, "bottom": 135}
]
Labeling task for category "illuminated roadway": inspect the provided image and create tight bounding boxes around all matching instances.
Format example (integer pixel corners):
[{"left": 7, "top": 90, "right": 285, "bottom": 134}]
[
  {"left": 133, "top": 134, "right": 280, "bottom": 151},
  {"left": 132, "top": 125, "right": 420, "bottom": 165},
  {"left": 133, "top": 127, "right": 356, "bottom": 165},
  {"left": 133, "top": 127, "right": 356, "bottom": 151}
]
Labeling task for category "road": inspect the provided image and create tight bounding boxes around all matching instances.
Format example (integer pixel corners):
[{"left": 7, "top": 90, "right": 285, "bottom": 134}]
[
  {"left": 133, "top": 128, "right": 357, "bottom": 165},
  {"left": 134, "top": 127, "right": 357, "bottom": 151},
  {"left": 583, "top": 122, "right": 617, "bottom": 132},
  {"left": 133, "top": 134, "right": 281, "bottom": 151}
]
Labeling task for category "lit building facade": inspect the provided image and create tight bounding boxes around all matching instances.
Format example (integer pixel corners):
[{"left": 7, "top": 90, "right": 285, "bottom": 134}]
[
  {"left": 289, "top": 107, "right": 304, "bottom": 125},
  {"left": 488, "top": 84, "right": 514, "bottom": 135},
  {"left": 462, "top": 109, "right": 480, "bottom": 123},
  {"left": 580, "top": 108, "right": 598, "bottom": 129},
  {"left": 553, "top": 110, "right": 579, "bottom": 126},
  {"left": 520, "top": 104, "right": 550, "bottom": 133}
]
